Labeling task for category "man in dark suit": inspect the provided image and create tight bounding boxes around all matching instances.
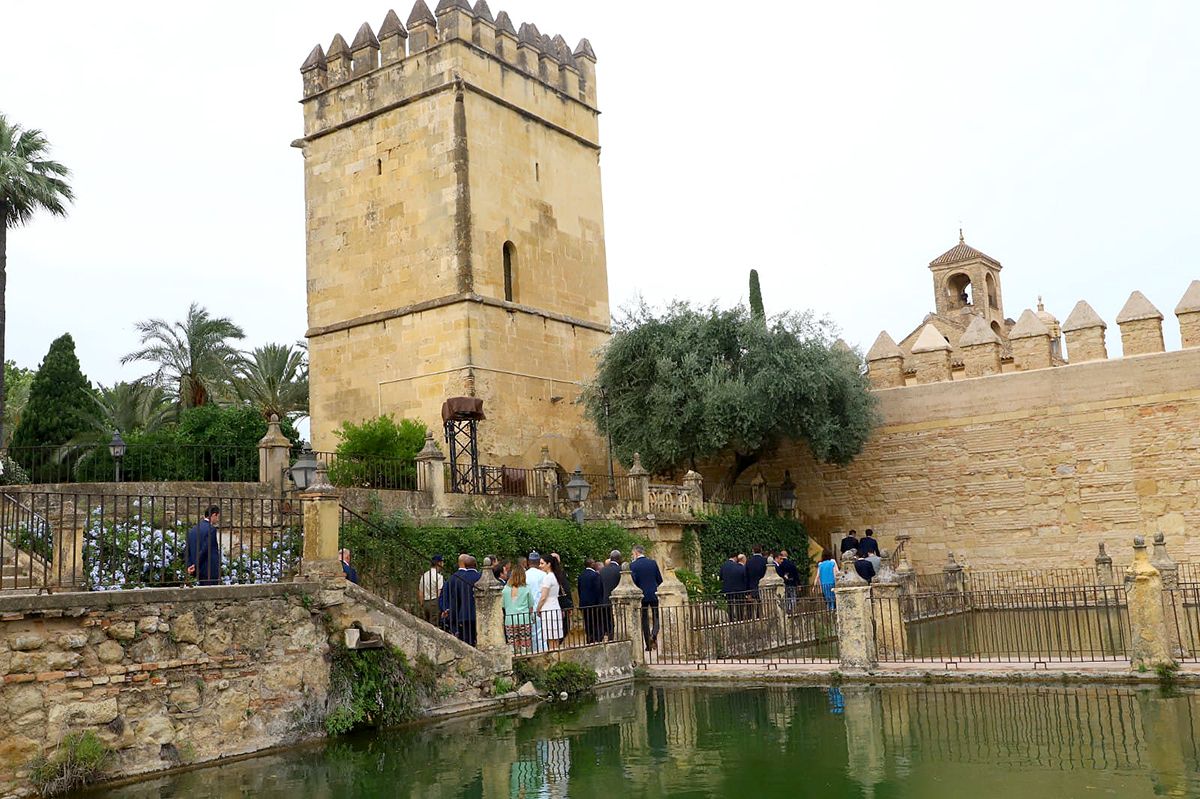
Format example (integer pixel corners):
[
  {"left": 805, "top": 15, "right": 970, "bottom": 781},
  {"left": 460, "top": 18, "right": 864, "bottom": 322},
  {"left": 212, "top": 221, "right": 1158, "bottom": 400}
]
[
  {"left": 840, "top": 530, "right": 860, "bottom": 555},
  {"left": 853, "top": 551, "right": 876, "bottom": 583},
  {"left": 719, "top": 553, "right": 747, "bottom": 621},
  {"left": 185, "top": 505, "right": 222, "bottom": 586},
  {"left": 857, "top": 529, "right": 880, "bottom": 557},
  {"left": 338, "top": 548, "right": 359, "bottom": 584},
  {"left": 629, "top": 545, "right": 663, "bottom": 651},
  {"left": 776, "top": 549, "right": 801, "bottom": 611},
  {"left": 440, "top": 555, "right": 482, "bottom": 646},
  {"left": 745, "top": 545, "right": 768, "bottom": 618},
  {"left": 599, "top": 550, "right": 622, "bottom": 640},
  {"left": 578, "top": 558, "right": 606, "bottom": 643}
]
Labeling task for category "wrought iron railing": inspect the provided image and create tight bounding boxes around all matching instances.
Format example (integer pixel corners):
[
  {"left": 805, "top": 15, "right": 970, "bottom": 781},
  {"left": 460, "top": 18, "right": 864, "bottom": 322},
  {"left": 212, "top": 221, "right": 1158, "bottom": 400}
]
[
  {"left": 646, "top": 595, "right": 838, "bottom": 664},
  {"left": 7, "top": 443, "right": 261, "bottom": 484},
  {"left": 308, "top": 451, "right": 423, "bottom": 492},
  {"left": 507, "top": 604, "right": 629, "bottom": 658}
]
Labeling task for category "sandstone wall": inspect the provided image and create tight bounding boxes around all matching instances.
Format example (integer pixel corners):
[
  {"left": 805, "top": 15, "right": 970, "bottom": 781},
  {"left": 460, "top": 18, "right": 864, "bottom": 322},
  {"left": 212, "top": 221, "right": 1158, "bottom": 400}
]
[
  {"left": 0, "top": 584, "right": 329, "bottom": 798},
  {"left": 717, "top": 347, "right": 1200, "bottom": 572}
]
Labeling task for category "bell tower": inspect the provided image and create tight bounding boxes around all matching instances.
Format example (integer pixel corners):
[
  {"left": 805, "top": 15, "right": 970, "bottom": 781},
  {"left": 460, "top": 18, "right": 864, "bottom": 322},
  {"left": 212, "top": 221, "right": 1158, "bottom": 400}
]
[
  {"left": 928, "top": 230, "right": 1005, "bottom": 334},
  {"left": 296, "top": 1, "right": 610, "bottom": 470}
]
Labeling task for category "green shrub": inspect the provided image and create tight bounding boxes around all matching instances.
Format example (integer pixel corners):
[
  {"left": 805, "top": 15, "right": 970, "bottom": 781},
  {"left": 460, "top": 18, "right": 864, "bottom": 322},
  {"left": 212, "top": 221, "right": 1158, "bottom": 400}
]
[
  {"left": 0, "top": 455, "right": 31, "bottom": 485},
  {"left": 674, "top": 568, "right": 704, "bottom": 599},
  {"left": 29, "top": 730, "right": 112, "bottom": 797},
  {"left": 324, "top": 645, "right": 440, "bottom": 736},
  {"left": 10, "top": 334, "right": 94, "bottom": 481},
  {"left": 511, "top": 661, "right": 597, "bottom": 696},
  {"left": 694, "top": 506, "right": 811, "bottom": 595},
  {"left": 329, "top": 415, "right": 427, "bottom": 489},
  {"left": 493, "top": 676, "right": 514, "bottom": 695}
]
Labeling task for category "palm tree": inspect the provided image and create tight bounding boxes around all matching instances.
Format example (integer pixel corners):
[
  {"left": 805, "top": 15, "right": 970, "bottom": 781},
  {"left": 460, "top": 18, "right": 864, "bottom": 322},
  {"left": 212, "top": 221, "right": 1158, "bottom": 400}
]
[
  {"left": 0, "top": 115, "right": 74, "bottom": 445},
  {"left": 56, "top": 382, "right": 175, "bottom": 468},
  {"left": 235, "top": 343, "right": 309, "bottom": 420},
  {"left": 121, "top": 303, "right": 245, "bottom": 408}
]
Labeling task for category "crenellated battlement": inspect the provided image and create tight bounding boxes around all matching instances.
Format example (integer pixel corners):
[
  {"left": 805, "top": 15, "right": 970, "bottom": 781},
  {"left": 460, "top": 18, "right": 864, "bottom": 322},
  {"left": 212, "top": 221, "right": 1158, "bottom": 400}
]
[
  {"left": 867, "top": 279, "right": 1200, "bottom": 389},
  {"left": 299, "top": 1, "right": 597, "bottom": 109}
]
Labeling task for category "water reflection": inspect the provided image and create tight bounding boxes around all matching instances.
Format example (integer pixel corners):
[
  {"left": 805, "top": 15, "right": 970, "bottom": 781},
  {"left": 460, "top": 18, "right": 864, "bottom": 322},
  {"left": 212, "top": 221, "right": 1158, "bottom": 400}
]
[{"left": 87, "top": 683, "right": 1200, "bottom": 799}]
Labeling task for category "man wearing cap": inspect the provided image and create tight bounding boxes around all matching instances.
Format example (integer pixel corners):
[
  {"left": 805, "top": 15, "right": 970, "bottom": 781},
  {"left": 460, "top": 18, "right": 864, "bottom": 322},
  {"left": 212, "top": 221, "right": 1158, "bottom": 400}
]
[
  {"left": 419, "top": 555, "right": 445, "bottom": 626},
  {"left": 526, "top": 551, "right": 547, "bottom": 652}
]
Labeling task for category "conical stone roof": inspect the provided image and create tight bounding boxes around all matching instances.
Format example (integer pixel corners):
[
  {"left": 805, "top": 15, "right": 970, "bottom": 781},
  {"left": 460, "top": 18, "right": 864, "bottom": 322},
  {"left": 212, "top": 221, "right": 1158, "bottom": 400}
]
[
  {"left": 866, "top": 331, "right": 904, "bottom": 361},
  {"left": 1116, "top": 291, "right": 1163, "bottom": 323},
  {"left": 1177, "top": 280, "right": 1200, "bottom": 314},
  {"left": 1009, "top": 309, "right": 1050, "bottom": 340},
  {"left": 1062, "top": 300, "right": 1107, "bottom": 332},
  {"left": 958, "top": 316, "right": 1000, "bottom": 347},
  {"left": 911, "top": 324, "right": 951, "bottom": 353}
]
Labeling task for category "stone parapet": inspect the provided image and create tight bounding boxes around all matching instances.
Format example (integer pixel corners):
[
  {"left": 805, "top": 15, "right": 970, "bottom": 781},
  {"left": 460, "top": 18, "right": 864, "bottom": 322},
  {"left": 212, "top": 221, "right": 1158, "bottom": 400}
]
[
  {"left": 1117, "top": 291, "right": 1165, "bottom": 356},
  {"left": 1175, "top": 280, "right": 1200, "bottom": 349},
  {"left": 909, "top": 324, "right": 952, "bottom": 384},
  {"left": 1062, "top": 300, "right": 1108, "bottom": 363},
  {"left": 958, "top": 316, "right": 1002, "bottom": 378}
]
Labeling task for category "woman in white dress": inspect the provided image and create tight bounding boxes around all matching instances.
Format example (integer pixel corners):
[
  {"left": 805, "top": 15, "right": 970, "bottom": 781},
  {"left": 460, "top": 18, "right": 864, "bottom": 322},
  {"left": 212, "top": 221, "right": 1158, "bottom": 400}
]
[{"left": 535, "top": 558, "right": 563, "bottom": 650}]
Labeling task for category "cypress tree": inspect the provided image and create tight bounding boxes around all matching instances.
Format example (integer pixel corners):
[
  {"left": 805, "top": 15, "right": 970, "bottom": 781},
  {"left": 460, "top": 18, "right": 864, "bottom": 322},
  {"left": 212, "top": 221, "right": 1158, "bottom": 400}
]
[
  {"left": 749, "top": 269, "right": 765, "bottom": 320},
  {"left": 10, "top": 334, "right": 94, "bottom": 461}
]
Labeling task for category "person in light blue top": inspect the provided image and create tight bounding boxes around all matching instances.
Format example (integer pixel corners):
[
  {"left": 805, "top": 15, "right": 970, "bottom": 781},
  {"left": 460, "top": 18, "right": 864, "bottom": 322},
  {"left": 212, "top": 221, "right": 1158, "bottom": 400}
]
[
  {"left": 817, "top": 549, "right": 840, "bottom": 610},
  {"left": 502, "top": 560, "right": 536, "bottom": 655}
]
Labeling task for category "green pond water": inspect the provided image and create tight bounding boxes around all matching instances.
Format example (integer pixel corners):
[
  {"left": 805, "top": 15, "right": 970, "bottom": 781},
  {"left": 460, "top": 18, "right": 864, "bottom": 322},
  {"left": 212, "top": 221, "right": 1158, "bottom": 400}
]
[{"left": 85, "top": 683, "right": 1200, "bottom": 798}]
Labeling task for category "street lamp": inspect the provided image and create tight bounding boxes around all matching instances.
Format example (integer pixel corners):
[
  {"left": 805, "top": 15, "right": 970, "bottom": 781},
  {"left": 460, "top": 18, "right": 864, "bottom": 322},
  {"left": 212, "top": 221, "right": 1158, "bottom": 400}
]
[
  {"left": 108, "top": 432, "right": 127, "bottom": 483},
  {"left": 778, "top": 470, "right": 797, "bottom": 514},
  {"left": 564, "top": 468, "right": 591, "bottom": 523},
  {"left": 289, "top": 445, "right": 319, "bottom": 491}
]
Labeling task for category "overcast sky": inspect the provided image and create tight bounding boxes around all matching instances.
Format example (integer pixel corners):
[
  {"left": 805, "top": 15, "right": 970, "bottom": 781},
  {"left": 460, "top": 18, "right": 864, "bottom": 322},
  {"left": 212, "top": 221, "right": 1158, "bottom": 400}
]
[{"left": 3, "top": 0, "right": 1197, "bottom": 385}]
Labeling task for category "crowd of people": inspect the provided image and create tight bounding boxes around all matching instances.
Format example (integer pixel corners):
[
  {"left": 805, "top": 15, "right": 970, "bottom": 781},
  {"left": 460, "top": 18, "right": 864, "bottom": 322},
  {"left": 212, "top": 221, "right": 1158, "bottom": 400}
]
[
  {"left": 717, "top": 546, "right": 804, "bottom": 619},
  {"left": 415, "top": 546, "right": 665, "bottom": 653},
  {"left": 815, "top": 528, "right": 883, "bottom": 609}
]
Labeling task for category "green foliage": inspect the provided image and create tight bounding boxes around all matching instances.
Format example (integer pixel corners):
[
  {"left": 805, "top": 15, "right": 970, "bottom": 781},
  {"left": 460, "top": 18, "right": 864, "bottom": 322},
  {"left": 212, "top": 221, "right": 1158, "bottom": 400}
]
[
  {"left": 493, "top": 676, "right": 514, "bottom": 695},
  {"left": 11, "top": 334, "right": 94, "bottom": 479},
  {"left": 330, "top": 415, "right": 427, "bottom": 489},
  {"left": 583, "top": 301, "right": 878, "bottom": 485},
  {"left": 749, "top": 269, "right": 765, "bottom": 320},
  {"left": 0, "top": 454, "right": 30, "bottom": 485},
  {"left": 512, "top": 661, "right": 598, "bottom": 696},
  {"left": 3, "top": 360, "right": 34, "bottom": 447},
  {"left": 28, "top": 730, "right": 110, "bottom": 797},
  {"left": 694, "top": 506, "right": 811, "bottom": 595},
  {"left": 325, "top": 645, "right": 439, "bottom": 736},
  {"left": 673, "top": 567, "right": 705, "bottom": 599},
  {"left": 235, "top": 342, "right": 308, "bottom": 421},
  {"left": 121, "top": 302, "right": 245, "bottom": 408}
]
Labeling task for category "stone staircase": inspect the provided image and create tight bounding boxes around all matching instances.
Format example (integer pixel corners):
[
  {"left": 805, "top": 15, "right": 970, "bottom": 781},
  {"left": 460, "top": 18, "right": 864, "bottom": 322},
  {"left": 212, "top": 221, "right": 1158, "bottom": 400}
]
[{"left": 0, "top": 492, "right": 52, "bottom": 593}]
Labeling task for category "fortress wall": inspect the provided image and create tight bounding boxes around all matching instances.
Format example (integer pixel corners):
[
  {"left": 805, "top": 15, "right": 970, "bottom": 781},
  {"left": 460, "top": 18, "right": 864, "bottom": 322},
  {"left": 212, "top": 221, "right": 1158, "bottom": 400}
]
[{"left": 728, "top": 346, "right": 1200, "bottom": 572}]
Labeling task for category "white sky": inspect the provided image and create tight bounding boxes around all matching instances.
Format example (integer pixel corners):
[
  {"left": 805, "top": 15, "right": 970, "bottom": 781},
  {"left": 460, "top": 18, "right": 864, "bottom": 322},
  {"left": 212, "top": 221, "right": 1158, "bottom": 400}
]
[{"left": 3, "top": 0, "right": 1197, "bottom": 385}]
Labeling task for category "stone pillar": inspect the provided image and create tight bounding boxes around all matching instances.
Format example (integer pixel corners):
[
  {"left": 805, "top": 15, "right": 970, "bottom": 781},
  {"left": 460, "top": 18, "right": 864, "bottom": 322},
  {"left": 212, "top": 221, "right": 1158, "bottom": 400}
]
[
  {"left": 628, "top": 453, "right": 650, "bottom": 514},
  {"left": 534, "top": 446, "right": 559, "bottom": 501},
  {"left": 835, "top": 568, "right": 876, "bottom": 671},
  {"left": 257, "top": 414, "right": 293, "bottom": 490},
  {"left": 909, "top": 324, "right": 951, "bottom": 384},
  {"left": 473, "top": 566, "right": 512, "bottom": 672},
  {"left": 378, "top": 9, "right": 408, "bottom": 65},
  {"left": 683, "top": 470, "right": 704, "bottom": 514},
  {"left": 1009, "top": 309, "right": 1053, "bottom": 371},
  {"left": 894, "top": 534, "right": 914, "bottom": 594},
  {"left": 1151, "top": 532, "right": 1185, "bottom": 658},
  {"left": 657, "top": 569, "right": 690, "bottom": 660},
  {"left": 866, "top": 331, "right": 906, "bottom": 389},
  {"left": 300, "top": 464, "right": 344, "bottom": 589},
  {"left": 1116, "top": 291, "right": 1165, "bottom": 356},
  {"left": 1095, "top": 542, "right": 1114, "bottom": 586},
  {"left": 1062, "top": 300, "right": 1108, "bottom": 362},
  {"left": 958, "top": 316, "right": 1002, "bottom": 378},
  {"left": 414, "top": 433, "right": 447, "bottom": 510},
  {"left": 1176, "top": 280, "right": 1200, "bottom": 348},
  {"left": 872, "top": 567, "right": 907, "bottom": 660},
  {"left": 1126, "top": 536, "right": 1173, "bottom": 670},
  {"left": 942, "top": 551, "right": 964, "bottom": 594},
  {"left": 610, "top": 562, "right": 646, "bottom": 663},
  {"left": 759, "top": 569, "right": 786, "bottom": 646}
]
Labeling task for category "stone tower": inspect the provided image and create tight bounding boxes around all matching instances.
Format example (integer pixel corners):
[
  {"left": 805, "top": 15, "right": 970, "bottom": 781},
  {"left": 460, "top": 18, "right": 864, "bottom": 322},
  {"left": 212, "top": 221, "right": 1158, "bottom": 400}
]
[
  {"left": 928, "top": 230, "right": 1006, "bottom": 335},
  {"left": 296, "top": 2, "right": 610, "bottom": 470}
]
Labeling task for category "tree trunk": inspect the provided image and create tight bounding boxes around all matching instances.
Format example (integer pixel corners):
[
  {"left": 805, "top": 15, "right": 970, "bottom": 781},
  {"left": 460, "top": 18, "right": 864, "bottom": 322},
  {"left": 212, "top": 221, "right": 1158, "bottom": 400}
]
[
  {"left": 717, "top": 450, "right": 760, "bottom": 498},
  {"left": 0, "top": 218, "right": 7, "bottom": 450}
]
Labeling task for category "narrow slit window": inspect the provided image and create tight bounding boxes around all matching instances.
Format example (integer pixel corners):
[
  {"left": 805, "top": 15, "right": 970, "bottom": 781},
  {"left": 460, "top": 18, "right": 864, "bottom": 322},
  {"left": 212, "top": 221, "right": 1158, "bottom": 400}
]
[{"left": 503, "top": 241, "right": 516, "bottom": 302}]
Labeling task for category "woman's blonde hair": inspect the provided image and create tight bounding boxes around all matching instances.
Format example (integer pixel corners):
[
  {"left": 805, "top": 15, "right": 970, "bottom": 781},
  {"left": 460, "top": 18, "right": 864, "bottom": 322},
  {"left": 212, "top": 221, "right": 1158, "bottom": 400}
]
[{"left": 508, "top": 560, "right": 527, "bottom": 588}]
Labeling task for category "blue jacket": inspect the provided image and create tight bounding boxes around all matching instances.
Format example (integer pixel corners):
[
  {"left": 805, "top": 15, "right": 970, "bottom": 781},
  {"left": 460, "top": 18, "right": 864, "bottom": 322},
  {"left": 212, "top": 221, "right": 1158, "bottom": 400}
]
[
  {"left": 441, "top": 569, "right": 481, "bottom": 623},
  {"left": 630, "top": 557, "right": 663, "bottom": 605},
  {"left": 720, "top": 559, "right": 747, "bottom": 595},
  {"left": 578, "top": 568, "right": 604, "bottom": 608},
  {"left": 745, "top": 554, "right": 768, "bottom": 590},
  {"left": 185, "top": 520, "right": 221, "bottom": 584}
]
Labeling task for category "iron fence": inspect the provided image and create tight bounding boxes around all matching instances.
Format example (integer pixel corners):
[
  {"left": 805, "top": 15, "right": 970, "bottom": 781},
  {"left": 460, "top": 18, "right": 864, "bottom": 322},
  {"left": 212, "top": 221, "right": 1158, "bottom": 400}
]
[
  {"left": 875, "top": 585, "right": 1130, "bottom": 663},
  {"left": 1180, "top": 562, "right": 1200, "bottom": 584},
  {"left": 507, "top": 604, "right": 628, "bottom": 658},
  {"left": 338, "top": 505, "right": 432, "bottom": 614},
  {"left": 646, "top": 595, "right": 838, "bottom": 665},
  {"left": 1166, "top": 584, "right": 1200, "bottom": 662},
  {"left": 961, "top": 567, "right": 1104, "bottom": 592},
  {"left": 0, "top": 490, "right": 303, "bottom": 592},
  {"left": 309, "top": 451, "right": 423, "bottom": 492},
  {"left": 8, "top": 444, "right": 261, "bottom": 484},
  {"left": 446, "top": 464, "right": 543, "bottom": 497}
]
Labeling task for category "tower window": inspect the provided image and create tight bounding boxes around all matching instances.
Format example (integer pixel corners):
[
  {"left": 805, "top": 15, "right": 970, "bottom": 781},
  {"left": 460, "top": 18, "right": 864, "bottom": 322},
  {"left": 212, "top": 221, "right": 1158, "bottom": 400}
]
[
  {"left": 535, "top": 162, "right": 540, "bottom": 182},
  {"left": 376, "top": 158, "right": 382, "bottom": 175},
  {"left": 985, "top": 273, "right": 998, "bottom": 311},
  {"left": 503, "top": 241, "right": 516, "bottom": 303},
  {"left": 946, "top": 273, "right": 973, "bottom": 309}
]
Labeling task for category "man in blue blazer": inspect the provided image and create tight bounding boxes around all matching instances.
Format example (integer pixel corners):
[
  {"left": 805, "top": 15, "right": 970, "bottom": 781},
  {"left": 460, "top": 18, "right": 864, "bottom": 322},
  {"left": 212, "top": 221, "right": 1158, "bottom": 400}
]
[
  {"left": 440, "top": 554, "right": 482, "bottom": 646},
  {"left": 629, "top": 545, "right": 663, "bottom": 651},
  {"left": 185, "top": 505, "right": 222, "bottom": 586},
  {"left": 578, "top": 558, "right": 606, "bottom": 643}
]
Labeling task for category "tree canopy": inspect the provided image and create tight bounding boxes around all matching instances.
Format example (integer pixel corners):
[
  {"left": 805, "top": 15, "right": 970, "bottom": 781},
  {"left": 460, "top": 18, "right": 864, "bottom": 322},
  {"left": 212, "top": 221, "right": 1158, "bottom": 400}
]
[
  {"left": 10, "top": 334, "right": 93, "bottom": 469},
  {"left": 584, "top": 302, "right": 878, "bottom": 488},
  {"left": 235, "top": 342, "right": 309, "bottom": 421},
  {"left": 121, "top": 303, "right": 245, "bottom": 408}
]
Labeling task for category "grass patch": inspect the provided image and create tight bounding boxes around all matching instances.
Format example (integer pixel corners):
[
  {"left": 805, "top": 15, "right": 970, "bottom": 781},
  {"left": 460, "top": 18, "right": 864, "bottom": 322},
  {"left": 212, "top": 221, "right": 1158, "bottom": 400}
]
[
  {"left": 29, "top": 731, "right": 112, "bottom": 797},
  {"left": 513, "top": 661, "right": 598, "bottom": 697}
]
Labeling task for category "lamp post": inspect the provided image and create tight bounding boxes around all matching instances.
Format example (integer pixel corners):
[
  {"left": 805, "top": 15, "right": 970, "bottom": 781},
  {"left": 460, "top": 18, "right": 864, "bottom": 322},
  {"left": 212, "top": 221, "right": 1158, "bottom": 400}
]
[
  {"left": 108, "top": 432, "right": 127, "bottom": 483},
  {"left": 289, "top": 445, "right": 319, "bottom": 492},
  {"left": 778, "top": 470, "right": 797, "bottom": 517},
  {"left": 564, "top": 468, "right": 591, "bottom": 524}
]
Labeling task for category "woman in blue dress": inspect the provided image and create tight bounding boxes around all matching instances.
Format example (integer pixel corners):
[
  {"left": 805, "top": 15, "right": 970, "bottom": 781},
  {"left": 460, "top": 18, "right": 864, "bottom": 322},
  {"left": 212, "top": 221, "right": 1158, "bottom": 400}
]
[{"left": 817, "top": 549, "right": 840, "bottom": 609}]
